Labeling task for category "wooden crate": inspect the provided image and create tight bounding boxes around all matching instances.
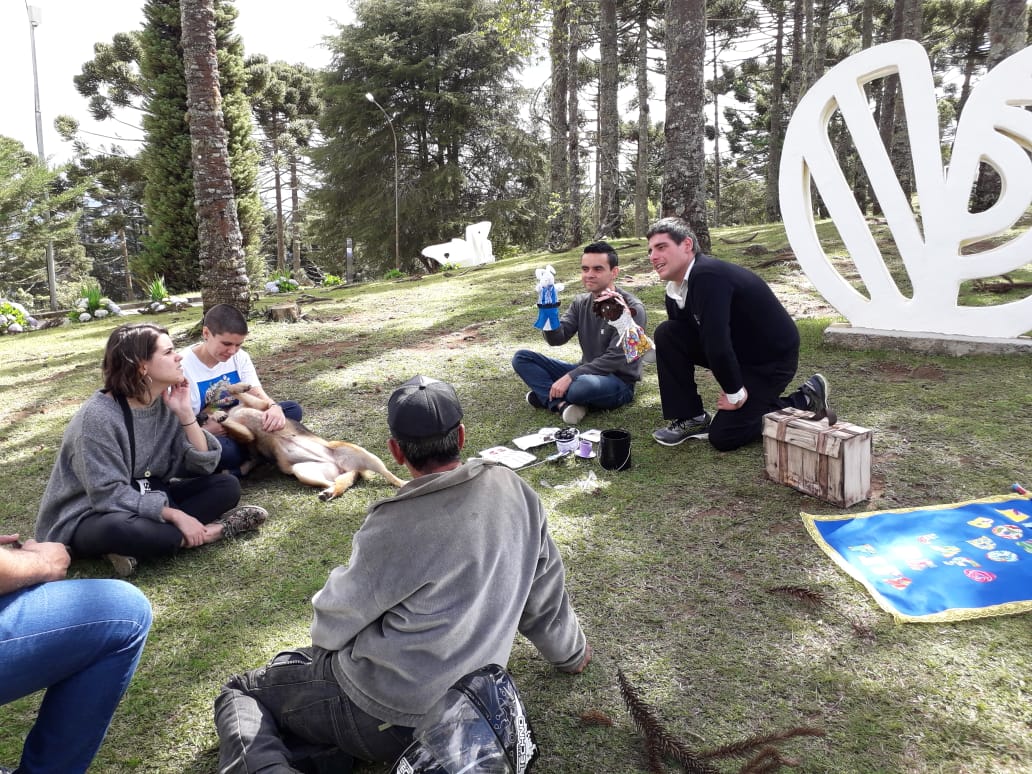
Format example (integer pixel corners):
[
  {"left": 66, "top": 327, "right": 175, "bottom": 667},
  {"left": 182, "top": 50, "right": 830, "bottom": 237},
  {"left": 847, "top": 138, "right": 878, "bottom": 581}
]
[{"left": 762, "top": 407, "right": 872, "bottom": 507}]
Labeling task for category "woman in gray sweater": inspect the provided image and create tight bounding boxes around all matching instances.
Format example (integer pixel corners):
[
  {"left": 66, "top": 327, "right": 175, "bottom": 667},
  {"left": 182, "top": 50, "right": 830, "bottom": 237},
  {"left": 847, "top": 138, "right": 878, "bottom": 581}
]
[{"left": 35, "top": 323, "right": 267, "bottom": 576}]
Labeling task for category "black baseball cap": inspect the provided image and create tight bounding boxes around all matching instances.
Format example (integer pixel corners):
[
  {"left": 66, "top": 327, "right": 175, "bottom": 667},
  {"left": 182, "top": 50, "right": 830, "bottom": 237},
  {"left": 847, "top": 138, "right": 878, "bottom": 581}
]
[{"left": 387, "top": 375, "right": 464, "bottom": 441}]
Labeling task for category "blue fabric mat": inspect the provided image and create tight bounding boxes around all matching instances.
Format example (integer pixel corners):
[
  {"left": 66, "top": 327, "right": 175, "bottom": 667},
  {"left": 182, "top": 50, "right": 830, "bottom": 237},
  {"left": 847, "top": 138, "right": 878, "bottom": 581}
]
[{"left": 802, "top": 494, "right": 1032, "bottom": 622}]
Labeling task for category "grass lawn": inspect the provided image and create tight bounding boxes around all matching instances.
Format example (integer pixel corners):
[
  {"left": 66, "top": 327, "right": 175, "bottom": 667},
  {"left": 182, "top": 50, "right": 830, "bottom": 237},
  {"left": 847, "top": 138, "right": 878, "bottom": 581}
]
[{"left": 1, "top": 223, "right": 1030, "bottom": 773}]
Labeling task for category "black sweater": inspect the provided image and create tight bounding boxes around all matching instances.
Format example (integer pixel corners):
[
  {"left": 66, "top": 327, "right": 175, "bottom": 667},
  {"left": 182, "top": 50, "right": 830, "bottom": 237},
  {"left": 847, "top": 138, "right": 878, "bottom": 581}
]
[{"left": 664, "top": 253, "right": 799, "bottom": 393}]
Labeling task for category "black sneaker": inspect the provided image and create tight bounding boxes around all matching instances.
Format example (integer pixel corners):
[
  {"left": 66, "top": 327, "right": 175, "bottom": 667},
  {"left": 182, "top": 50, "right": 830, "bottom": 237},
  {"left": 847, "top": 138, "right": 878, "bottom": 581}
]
[
  {"left": 652, "top": 414, "right": 711, "bottom": 446},
  {"left": 525, "top": 390, "right": 545, "bottom": 409},
  {"left": 219, "top": 505, "right": 269, "bottom": 539},
  {"left": 801, "top": 373, "right": 837, "bottom": 424}
]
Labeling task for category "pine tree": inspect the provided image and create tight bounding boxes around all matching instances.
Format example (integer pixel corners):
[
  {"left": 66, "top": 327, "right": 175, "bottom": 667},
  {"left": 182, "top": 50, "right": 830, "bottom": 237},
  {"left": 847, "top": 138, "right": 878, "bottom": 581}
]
[
  {"left": 134, "top": 0, "right": 260, "bottom": 293},
  {"left": 313, "top": 0, "right": 541, "bottom": 272},
  {"left": 180, "top": 0, "right": 250, "bottom": 312}
]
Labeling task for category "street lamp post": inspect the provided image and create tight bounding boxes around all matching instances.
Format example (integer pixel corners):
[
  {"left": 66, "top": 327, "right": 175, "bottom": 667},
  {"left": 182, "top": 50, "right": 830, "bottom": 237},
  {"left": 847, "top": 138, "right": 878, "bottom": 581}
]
[
  {"left": 365, "top": 92, "right": 400, "bottom": 272},
  {"left": 26, "top": 3, "right": 59, "bottom": 311}
]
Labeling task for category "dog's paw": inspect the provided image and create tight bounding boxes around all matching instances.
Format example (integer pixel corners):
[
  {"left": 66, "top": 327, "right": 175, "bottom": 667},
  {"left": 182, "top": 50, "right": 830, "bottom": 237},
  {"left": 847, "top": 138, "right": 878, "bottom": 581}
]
[
  {"left": 211, "top": 410, "right": 228, "bottom": 423},
  {"left": 318, "top": 488, "right": 337, "bottom": 502},
  {"left": 227, "top": 383, "right": 253, "bottom": 395}
]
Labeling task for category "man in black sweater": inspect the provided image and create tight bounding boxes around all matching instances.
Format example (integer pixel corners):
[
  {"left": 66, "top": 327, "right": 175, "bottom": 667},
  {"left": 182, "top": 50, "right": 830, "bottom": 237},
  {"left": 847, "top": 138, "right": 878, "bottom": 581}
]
[{"left": 646, "top": 217, "right": 834, "bottom": 451}]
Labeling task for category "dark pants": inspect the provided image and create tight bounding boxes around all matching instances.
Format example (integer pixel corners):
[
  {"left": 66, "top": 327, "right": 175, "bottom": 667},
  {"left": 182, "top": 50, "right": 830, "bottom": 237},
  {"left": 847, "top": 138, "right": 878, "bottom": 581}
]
[
  {"left": 71, "top": 474, "right": 241, "bottom": 558},
  {"left": 654, "top": 319, "right": 808, "bottom": 451},
  {"left": 214, "top": 647, "right": 414, "bottom": 774}
]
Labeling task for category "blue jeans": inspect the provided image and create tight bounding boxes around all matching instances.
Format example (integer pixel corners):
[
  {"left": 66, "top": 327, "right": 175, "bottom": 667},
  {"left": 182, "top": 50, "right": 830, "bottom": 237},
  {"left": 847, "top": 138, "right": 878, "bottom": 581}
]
[
  {"left": 215, "top": 647, "right": 414, "bottom": 773},
  {"left": 512, "top": 350, "right": 634, "bottom": 413},
  {"left": 219, "top": 401, "right": 303, "bottom": 476},
  {"left": 0, "top": 579, "right": 152, "bottom": 774}
]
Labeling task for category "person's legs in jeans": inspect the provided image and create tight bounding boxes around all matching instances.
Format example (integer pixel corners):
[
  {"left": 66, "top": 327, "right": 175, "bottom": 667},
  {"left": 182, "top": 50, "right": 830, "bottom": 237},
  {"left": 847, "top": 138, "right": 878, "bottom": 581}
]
[
  {"left": 0, "top": 579, "right": 152, "bottom": 774},
  {"left": 511, "top": 350, "right": 577, "bottom": 411},
  {"left": 564, "top": 373, "right": 634, "bottom": 411},
  {"left": 215, "top": 647, "right": 413, "bottom": 774}
]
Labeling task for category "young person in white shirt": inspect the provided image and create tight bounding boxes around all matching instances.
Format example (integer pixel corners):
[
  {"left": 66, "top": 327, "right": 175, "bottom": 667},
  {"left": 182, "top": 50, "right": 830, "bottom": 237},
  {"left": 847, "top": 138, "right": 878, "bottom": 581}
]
[{"left": 180, "top": 304, "right": 303, "bottom": 476}]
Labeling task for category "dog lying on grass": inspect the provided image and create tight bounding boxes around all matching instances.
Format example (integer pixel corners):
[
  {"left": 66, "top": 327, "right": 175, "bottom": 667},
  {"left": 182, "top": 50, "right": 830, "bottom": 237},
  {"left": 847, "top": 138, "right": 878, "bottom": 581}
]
[{"left": 208, "top": 384, "right": 406, "bottom": 500}]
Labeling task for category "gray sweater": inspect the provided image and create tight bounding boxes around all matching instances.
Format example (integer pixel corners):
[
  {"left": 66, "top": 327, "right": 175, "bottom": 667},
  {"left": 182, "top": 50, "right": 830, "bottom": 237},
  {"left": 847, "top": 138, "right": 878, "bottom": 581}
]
[
  {"left": 543, "top": 287, "right": 647, "bottom": 383},
  {"left": 310, "top": 458, "right": 587, "bottom": 727},
  {"left": 35, "top": 390, "right": 222, "bottom": 546}
]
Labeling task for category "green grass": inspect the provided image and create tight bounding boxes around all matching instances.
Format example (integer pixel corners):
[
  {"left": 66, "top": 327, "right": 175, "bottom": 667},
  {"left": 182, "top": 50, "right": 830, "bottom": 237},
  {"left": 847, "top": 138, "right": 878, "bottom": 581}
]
[{"left": 1, "top": 222, "right": 1031, "bottom": 773}]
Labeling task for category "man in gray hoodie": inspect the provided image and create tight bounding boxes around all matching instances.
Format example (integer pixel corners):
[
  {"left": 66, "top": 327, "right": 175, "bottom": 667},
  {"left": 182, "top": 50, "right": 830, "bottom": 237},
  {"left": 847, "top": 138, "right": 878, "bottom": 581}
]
[{"left": 214, "top": 375, "right": 591, "bottom": 773}]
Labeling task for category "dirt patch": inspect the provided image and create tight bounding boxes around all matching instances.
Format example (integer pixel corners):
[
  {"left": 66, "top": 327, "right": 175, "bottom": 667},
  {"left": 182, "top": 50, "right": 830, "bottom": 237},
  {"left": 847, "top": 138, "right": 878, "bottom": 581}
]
[
  {"left": 873, "top": 361, "right": 947, "bottom": 381},
  {"left": 909, "top": 364, "right": 947, "bottom": 380},
  {"left": 5, "top": 397, "right": 82, "bottom": 424},
  {"left": 258, "top": 338, "right": 363, "bottom": 375},
  {"left": 412, "top": 321, "right": 498, "bottom": 350}
]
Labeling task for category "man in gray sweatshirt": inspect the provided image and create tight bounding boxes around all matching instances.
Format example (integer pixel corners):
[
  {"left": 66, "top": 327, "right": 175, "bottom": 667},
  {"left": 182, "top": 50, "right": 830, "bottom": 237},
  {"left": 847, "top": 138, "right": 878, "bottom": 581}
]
[
  {"left": 513, "top": 241, "right": 648, "bottom": 425},
  {"left": 214, "top": 375, "right": 591, "bottom": 773}
]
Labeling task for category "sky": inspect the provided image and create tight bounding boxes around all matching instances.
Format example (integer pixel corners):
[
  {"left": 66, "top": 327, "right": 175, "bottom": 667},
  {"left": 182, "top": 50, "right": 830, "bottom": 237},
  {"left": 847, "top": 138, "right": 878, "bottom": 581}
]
[{"left": 0, "top": 0, "right": 354, "bottom": 165}]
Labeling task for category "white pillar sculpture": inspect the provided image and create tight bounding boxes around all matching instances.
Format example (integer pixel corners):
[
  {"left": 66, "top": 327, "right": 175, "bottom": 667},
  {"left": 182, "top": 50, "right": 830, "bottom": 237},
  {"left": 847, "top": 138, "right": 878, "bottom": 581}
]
[{"left": 779, "top": 40, "right": 1032, "bottom": 339}]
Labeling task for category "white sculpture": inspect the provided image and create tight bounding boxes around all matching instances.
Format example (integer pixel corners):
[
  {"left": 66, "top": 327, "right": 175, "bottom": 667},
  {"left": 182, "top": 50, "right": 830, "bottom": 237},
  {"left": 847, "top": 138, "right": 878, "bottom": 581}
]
[
  {"left": 422, "top": 221, "right": 495, "bottom": 268},
  {"left": 779, "top": 40, "right": 1032, "bottom": 338}
]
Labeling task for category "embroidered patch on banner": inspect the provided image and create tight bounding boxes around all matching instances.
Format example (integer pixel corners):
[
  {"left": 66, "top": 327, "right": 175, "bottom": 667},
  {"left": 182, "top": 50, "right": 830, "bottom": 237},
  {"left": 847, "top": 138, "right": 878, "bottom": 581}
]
[{"left": 802, "top": 494, "right": 1032, "bottom": 622}]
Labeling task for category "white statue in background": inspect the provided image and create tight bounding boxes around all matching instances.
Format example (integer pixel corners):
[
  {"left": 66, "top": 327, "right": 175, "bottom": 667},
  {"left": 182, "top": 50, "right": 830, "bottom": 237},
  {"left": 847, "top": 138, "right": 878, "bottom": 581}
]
[
  {"left": 422, "top": 221, "right": 495, "bottom": 268},
  {"left": 779, "top": 40, "right": 1032, "bottom": 338}
]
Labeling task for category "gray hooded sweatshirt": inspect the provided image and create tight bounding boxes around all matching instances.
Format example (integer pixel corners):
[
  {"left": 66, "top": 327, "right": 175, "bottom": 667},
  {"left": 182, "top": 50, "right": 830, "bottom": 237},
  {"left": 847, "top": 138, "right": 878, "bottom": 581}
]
[{"left": 310, "top": 458, "right": 587, "bottom": 727}]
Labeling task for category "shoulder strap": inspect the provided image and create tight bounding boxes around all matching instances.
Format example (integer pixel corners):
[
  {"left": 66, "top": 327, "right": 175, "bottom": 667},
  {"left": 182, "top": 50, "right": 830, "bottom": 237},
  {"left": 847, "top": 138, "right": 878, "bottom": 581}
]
[{"left": 114, "top": 393, "right": 136, "bottom": 476}]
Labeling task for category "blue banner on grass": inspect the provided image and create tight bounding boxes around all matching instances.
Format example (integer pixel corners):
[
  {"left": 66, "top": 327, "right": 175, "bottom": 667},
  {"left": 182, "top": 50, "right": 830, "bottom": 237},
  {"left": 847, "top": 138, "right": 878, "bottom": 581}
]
[{"left": 802, "top": 494, "right": 1032, "bottom": 622}]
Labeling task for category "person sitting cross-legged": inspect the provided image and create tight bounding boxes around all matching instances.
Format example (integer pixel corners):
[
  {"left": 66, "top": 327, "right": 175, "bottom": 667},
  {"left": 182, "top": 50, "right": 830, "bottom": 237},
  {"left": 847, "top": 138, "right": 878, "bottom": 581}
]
[
  {"left": 34, "top": 323, "right": 268, "bottom": 577},
  {"left": 512, "top": 241, "right": 648, "bottom": 425},
  {"left": 214, "top": 375, "right": 591, "bottom": 774},
  {"left": 181, "top": 303, "right": 303, "bottom": 477}
]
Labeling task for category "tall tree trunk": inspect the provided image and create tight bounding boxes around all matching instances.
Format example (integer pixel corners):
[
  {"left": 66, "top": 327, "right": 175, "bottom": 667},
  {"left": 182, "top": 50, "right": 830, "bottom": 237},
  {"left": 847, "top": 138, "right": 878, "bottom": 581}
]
[
  {"left": 597, "top": 0, "right": 622, "bottom": 238},
  {"left": 273, "top": 140, "right": 286, "bottom": 273},
  {"left": 568, "top": 11, "right": 583, "bottom": 246},
  {"left": 180, "top": 0, "right": 250, "bottom": 313},
  {"left": 712, "top": 29, "right": 721, "bottom": 227},
  {"left": 814, "top": 0, "right": 832, "bottom": 79},
  {"left": 789, "top": 0, "right": 804, "bottom": 106},
  {"left": 987, "top": 0, "right": 1028, "bottom": 69},
  {"left": 851, "top": 0, "right": 874, "bottom": 213},
  {"left": 802, "top": 0, "right": 815, "bottom": 96},
  {"left": 874, "top": 0, "right": 906, "bottom": 216},
  {"left": 662, "top": 0, "right": 710, "bottom": 252},
  {"left": 634, "top": 0, "right": 650, "bottom": 236},
  {"left": 765, "top": 3, "right": 786, "bottom": 221},
  {"left": 891, "top": 0, "right": 922, "bottom": 202},
  {"left": 973, "top": 0, "right": 1029, "bottom": 211},
  {"left": 290, "top": 155, "right": 302, "bottom": 280},
  {"left": 548, "top": 3, "right": 571, "bottom": 251},
  {"left": 119, "top": 225, "right": 133, "bottom": 299}
]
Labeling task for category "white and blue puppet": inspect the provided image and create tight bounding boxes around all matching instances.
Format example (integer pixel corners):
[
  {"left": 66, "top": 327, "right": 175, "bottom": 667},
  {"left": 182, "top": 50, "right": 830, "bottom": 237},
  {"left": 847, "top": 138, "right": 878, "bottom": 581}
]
[{"left": 533, "top": 265, "right": 565, "bottom": 331}]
